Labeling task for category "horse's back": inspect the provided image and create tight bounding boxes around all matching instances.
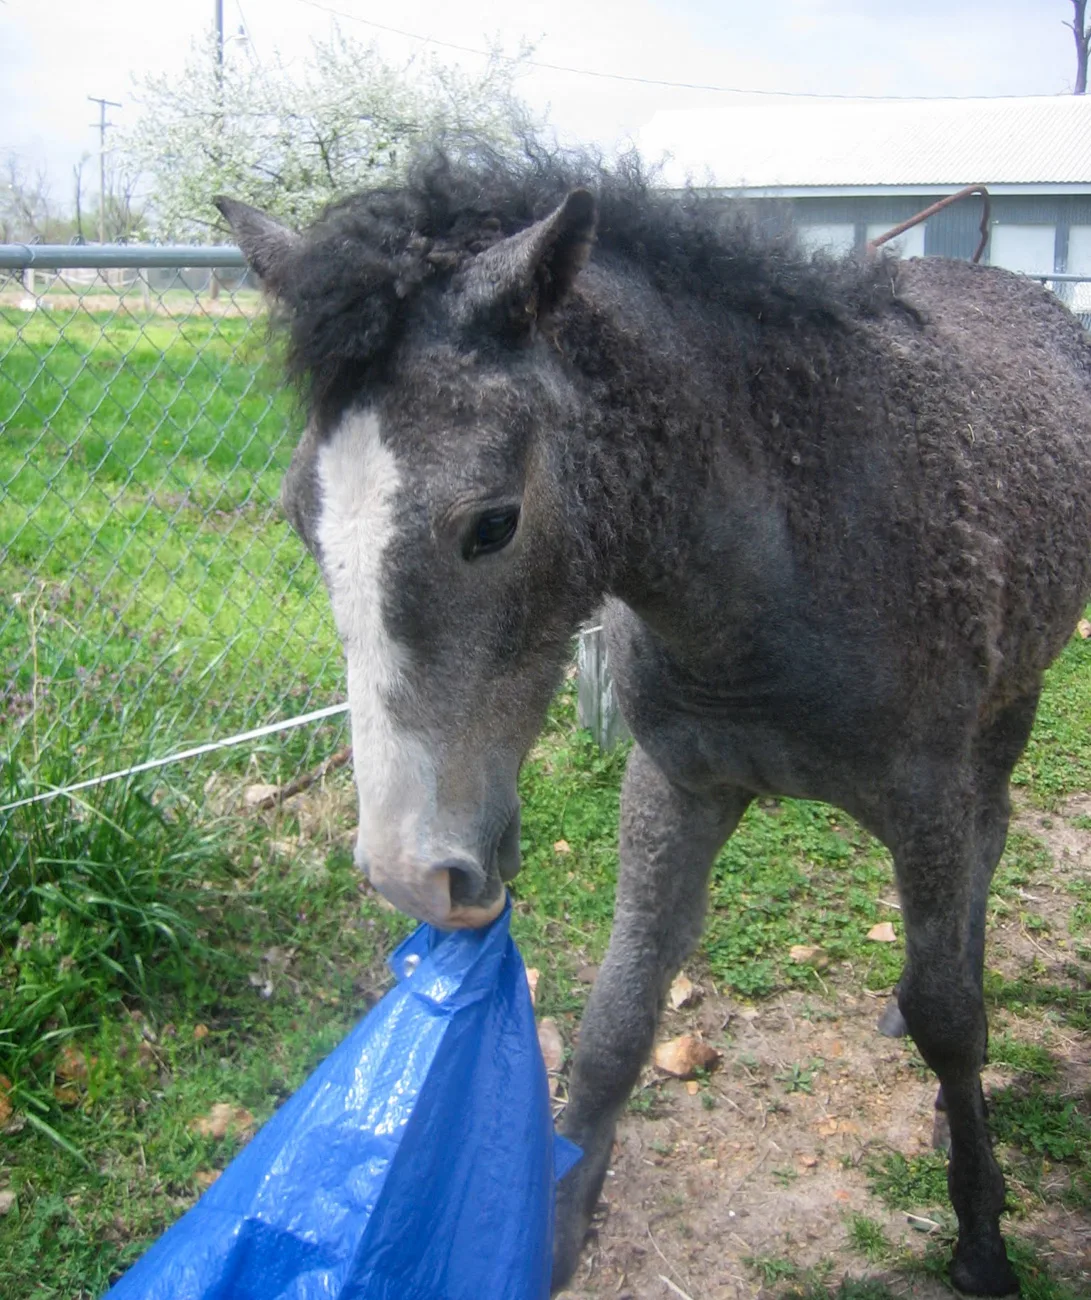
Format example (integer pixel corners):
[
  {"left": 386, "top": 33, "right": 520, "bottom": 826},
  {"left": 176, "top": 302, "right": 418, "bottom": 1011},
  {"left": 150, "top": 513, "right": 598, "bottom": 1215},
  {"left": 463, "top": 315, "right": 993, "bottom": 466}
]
[{"left": 874, "top": 258, "right": 1091, "bottom": 690}]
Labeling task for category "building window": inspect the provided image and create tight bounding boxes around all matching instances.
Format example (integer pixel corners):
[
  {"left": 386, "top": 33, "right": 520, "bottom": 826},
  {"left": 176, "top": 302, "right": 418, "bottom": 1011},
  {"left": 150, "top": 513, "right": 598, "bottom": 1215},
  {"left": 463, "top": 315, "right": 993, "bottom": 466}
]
[
  {"left": 797, "top": 223, "right": 856, "bottom": 256},
  {"left": 1061, "top": 225, "right": 1091, "bottom": 315},
  {"left": 1066, "top": 225, "right": 1091, "bottom": 274},
  {"left": 865, "top": 222, "right": 925, "bottom": 259},
  {"left": 988, "top": 224, "right": 1055, "bottom": 275}
]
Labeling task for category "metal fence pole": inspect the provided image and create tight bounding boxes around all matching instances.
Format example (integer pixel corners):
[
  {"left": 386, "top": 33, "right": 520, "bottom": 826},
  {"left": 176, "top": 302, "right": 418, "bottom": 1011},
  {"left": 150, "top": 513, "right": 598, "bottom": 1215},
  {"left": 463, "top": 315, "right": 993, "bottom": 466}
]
[{"left": 577, "top": 624, "right": 630, "bottom": 751}]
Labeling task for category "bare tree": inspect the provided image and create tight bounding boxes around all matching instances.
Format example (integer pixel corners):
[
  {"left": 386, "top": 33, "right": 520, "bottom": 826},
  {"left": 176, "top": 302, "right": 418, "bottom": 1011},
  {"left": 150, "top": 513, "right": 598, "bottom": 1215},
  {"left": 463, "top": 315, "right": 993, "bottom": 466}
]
[
  {"left": 1, "top": 155, "right": 58, "bottom": 241},
  {"left": 1067, "top": 0, "right": 1091, "bottom": 94},
  {"left": 73, "top": 155, "right": 89, "bottom": 242},
  {"left": 97, "top": 157, "right": 146, "bottom": 242}
]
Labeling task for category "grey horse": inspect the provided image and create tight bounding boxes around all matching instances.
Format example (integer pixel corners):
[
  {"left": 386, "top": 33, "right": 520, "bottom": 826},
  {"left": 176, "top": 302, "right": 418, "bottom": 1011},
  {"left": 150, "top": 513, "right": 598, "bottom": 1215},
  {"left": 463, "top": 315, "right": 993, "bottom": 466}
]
[{"left": 217, "top": 152, "right": 1091, "bottom": 1297}]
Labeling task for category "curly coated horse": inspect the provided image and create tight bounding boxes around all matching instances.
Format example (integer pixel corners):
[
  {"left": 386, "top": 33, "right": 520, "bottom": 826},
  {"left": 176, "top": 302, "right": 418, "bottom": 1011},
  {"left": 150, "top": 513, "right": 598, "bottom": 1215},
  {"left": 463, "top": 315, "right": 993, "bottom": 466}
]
[{"left": 218, "top": 152, "right": 1091, "bottom": 1296}]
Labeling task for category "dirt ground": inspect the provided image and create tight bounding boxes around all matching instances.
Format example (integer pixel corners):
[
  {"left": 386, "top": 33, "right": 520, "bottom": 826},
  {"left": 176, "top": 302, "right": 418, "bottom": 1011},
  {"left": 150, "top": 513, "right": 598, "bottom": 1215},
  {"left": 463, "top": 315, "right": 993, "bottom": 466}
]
[{"left": 552, "top": 797, "right": 1091, "bottom": 1300}]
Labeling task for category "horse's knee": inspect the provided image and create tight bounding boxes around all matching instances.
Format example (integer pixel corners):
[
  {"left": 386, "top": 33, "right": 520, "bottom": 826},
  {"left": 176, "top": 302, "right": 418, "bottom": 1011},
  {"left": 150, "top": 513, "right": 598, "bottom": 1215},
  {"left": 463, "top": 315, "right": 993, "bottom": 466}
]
[{"left": 897, "top": 968, "right": 987, "bottom": 1076}]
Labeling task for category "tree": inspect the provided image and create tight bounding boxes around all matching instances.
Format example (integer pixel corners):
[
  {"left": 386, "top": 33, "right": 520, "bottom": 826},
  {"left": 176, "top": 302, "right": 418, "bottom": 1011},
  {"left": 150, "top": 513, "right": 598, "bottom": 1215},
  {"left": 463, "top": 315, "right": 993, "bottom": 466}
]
[
  {"left": 119, "top": 27, "right": 542, "bottom": 242},
  {"left": 95, "top": 155, "right": 147, "bottom": 243},
  {"left": 1067, "top": 0, "right": 1090, "bottom": 94},
  {"left": 0, "top": 155, "right": 74, "bottom": 242}
]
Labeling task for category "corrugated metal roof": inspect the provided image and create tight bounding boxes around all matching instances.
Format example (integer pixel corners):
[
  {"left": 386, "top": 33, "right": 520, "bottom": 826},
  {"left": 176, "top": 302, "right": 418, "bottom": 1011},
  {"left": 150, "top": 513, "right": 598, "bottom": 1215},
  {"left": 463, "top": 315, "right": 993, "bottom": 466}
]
[{"left": 639, "top": 96, "right": 1091, "bottom": 191}]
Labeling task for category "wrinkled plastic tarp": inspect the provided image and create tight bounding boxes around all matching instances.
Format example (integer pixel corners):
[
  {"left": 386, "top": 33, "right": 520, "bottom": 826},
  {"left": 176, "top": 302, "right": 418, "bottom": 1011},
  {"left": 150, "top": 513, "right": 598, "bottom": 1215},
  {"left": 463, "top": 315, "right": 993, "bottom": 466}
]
[{"left": 104, "top": 899, "right": 580, "bottom": 1300}]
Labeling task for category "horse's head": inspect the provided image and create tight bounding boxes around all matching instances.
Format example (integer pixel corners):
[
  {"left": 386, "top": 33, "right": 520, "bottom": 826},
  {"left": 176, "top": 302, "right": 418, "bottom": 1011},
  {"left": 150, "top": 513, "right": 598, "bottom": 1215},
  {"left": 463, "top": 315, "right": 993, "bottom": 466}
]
[{"left": 219, "top": 183, "right": 598, "bottom": 929}]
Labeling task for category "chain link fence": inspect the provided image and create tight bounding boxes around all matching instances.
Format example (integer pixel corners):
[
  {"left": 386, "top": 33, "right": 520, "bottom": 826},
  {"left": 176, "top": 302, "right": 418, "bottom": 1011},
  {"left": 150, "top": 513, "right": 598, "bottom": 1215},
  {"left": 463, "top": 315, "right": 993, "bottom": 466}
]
[
  {"left": 1, "top": 245, "right": 348, "bottom": 805},
  {"left": 3, "top": 249, "right": 1091, "bottom": 806}
]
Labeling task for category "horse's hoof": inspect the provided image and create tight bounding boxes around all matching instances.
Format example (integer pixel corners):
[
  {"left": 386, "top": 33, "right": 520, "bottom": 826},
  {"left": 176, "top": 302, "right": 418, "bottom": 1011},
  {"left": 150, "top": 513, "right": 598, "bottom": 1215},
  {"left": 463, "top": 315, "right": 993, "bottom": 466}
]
[
  {"left": 950, "top": 1241, "right": 1020, "bottom": 1296},
  {"left": 877, "top": 996, "right": 908, "bottom": 1038},
  {"left": 551, "top": 1174, "right": 596, "bottom": 1294}
]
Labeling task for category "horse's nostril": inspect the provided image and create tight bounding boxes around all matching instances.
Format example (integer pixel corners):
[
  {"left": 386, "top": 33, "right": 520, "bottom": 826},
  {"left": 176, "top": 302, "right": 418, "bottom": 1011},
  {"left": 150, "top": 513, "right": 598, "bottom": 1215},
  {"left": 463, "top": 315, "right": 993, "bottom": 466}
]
[{"left": 438, "top": 858, "right": 485, "bottom": 907}]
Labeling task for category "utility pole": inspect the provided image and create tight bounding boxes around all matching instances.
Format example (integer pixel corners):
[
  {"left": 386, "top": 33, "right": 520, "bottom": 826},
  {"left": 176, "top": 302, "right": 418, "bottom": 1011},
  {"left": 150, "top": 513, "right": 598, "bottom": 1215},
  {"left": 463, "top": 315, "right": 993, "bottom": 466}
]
[{"left": 88, "top": 95, "right": 121, "bottom": 243}]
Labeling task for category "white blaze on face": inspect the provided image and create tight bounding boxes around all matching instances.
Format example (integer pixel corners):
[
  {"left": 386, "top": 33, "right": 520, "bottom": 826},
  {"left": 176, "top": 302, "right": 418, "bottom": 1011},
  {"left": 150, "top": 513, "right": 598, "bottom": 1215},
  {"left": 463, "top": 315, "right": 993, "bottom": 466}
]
[{"left": 314, "top": 409, "right": 503, "bottom": 930}]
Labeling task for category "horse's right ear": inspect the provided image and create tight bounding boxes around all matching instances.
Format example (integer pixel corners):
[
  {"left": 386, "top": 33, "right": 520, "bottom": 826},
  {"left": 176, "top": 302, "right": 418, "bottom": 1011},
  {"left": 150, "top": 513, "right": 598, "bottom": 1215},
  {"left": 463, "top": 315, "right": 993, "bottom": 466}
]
[{"left": 214, "top": 197, "right": 300, "bottom": 299}]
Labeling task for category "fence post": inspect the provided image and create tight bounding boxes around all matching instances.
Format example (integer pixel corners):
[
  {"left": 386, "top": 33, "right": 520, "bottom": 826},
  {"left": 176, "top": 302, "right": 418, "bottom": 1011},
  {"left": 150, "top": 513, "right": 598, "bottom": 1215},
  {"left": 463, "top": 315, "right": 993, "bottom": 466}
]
[{"left": 576, "top": 624, "right": 629, "bottom": 751}]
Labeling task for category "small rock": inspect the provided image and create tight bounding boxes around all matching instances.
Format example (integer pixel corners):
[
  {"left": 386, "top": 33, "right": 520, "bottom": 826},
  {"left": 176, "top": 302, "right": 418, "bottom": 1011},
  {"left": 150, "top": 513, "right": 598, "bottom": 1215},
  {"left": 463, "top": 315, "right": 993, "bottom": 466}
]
[
  {"left": 193, "top": 1024, "right": 210, "bottom": 1041},
  {"left": 56, "top": 1045, "right": 89, "bottom": 1083},
  {"left": 668, "top": 974, "right": 697, "bottom": 1010},
  {"left": 1078, "top": 618, "right": 1091, "bottom": 640},
  {"left": 789, "top": 944, "right": 829, "bottom": 969},
  {"left": 553, "top": 839, "right": 571, "bottom": 854},
  {"left": 537, "top": 1018, "right": 565, "bottom": 1074},
  {"left": 866, "top": 921, "right": 898, "bottom": 943},
  {"left": 0, "top": 1190, "right": 14, "bottom": 1216},
  {"left": 525, "top": 968, "right": 540, "bottom": 1007},
  {"left": 653, "top": 1034, "right": 721, "bottom": 1080},
  {"left": 243, "top": 783, "right": 278, "bottom": 807},
  {"left": 190, "top": 1102, "right": 255, "bottom": 1141}
]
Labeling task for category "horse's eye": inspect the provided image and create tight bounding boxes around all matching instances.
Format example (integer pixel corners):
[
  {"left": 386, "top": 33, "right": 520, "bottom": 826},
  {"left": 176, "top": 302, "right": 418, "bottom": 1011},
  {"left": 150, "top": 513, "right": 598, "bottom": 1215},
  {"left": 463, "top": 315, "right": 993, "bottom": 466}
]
[{"left": 465, "top": 507, "right": 520, "bottom": 560}]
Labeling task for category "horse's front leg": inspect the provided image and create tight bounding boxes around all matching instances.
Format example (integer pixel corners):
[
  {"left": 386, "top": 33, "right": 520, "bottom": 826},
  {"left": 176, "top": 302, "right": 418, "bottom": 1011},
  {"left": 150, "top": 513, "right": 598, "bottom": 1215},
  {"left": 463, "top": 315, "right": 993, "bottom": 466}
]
[{"left": 552, "top": 743, "right": 749, "bottom": 1292}]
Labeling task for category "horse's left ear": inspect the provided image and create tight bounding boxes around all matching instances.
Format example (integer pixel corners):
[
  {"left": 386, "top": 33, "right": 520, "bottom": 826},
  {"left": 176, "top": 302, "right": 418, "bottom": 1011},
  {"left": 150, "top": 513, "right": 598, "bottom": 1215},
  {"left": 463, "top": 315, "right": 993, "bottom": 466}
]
[
  {"left": 214, "top": 196, "right": 300, "bottom": 301},
  {"left": 461, "top": 188, "right": 597, "bottom": 327}
]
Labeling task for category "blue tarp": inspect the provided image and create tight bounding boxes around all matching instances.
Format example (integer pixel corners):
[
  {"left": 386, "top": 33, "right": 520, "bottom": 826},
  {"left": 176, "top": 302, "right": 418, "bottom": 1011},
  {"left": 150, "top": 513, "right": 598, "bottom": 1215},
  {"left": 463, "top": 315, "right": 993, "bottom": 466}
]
[{"left": 104, "top": 899, "right": 579, "bottom": 1300}]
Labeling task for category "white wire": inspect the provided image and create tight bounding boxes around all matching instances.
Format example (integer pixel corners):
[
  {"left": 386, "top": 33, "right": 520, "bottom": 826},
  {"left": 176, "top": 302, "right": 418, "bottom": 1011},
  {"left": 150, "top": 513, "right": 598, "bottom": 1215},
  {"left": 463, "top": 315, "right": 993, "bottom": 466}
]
[
  {"left": 1, "top": 628, "right": 609, "bottom": 813},
  {"left": 0, "top": 702, "right": 351, "bottom": 813}
]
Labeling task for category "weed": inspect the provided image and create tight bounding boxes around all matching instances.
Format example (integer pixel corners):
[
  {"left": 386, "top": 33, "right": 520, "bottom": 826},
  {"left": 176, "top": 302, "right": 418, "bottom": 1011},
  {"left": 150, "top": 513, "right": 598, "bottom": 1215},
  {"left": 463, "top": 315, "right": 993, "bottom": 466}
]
[
  {"left": 989, "top": 1084, "right": 1091, "bottom": 1163},
  {"left": 745, "top": 1253, "right": 799, "bottom": 1284},
  {"left": 845, "top": 1213, "right": 889, "bottom": 1262},
  {"left": 0, "top": 747, "right": 236, "bottom": 1115},
  {"left": 865, "top": 1150, "right": 949, "bottom": 1210},
  {"left": 775, "top": 1058, "right": 823, "bottom": 1094}
]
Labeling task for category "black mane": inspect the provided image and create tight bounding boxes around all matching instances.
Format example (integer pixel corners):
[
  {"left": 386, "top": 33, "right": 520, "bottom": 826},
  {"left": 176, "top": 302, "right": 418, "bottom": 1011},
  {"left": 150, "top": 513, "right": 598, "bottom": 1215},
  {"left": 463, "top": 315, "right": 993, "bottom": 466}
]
[{"left": 273, "top": 145, "right": 902, "bottom": 416}]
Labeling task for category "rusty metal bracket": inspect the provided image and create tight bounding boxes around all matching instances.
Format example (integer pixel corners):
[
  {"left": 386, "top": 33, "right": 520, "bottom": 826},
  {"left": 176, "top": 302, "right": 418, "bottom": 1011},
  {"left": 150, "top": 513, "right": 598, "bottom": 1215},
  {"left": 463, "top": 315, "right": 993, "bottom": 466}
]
[{"left": 866, "top": 184, "right": 991, "bottom": 264}]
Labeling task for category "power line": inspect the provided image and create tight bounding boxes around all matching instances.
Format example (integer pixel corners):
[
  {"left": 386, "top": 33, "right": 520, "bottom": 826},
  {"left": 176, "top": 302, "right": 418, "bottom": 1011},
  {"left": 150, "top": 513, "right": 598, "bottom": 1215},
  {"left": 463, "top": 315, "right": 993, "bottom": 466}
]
[{"left": 292, "top": 0, "right": 1065, "bottom": 103}]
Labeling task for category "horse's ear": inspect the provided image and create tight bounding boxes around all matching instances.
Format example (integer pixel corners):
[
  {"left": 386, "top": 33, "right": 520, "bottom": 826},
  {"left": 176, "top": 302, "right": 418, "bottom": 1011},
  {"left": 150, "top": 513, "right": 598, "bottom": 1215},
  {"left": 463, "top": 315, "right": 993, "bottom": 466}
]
[
  {"left": 462, "top": 188, "right": 597, "bottom": 327},
  {"left": 214, "top": 196, "right": 300, "bottom": 300}
]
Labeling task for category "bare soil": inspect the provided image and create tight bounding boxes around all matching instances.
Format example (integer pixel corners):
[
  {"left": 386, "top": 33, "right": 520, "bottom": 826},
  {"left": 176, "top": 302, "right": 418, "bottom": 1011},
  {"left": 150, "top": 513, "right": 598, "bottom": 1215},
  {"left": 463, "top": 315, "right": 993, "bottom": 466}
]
[{"left": 553, "top": 799, "right": 1091, "bottom": 1300}]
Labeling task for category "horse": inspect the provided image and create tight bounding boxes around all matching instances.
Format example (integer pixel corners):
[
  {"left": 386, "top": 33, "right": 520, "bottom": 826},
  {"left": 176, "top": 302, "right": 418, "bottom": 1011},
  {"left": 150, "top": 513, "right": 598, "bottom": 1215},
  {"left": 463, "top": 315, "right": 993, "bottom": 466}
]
[{"left": 217, "top": 151, "right": 1091, "bottom": 1296}]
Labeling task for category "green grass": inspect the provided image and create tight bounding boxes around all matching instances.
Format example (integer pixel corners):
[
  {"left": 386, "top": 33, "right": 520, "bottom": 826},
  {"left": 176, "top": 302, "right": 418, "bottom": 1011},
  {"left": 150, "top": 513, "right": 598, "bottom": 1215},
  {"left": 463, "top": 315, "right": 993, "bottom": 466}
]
[
  {"left": 0, "top": 306, "right": 341, "bottom": 780},
  {"left": 989, "top": 1083, "right": 1091, "bottom": 1166},
  {"left": 1, "top": 302, "right": 1090, "bottom": 1296},
  {"left": 1013, "top": 626, "right": 1091, "bottom": 805}
]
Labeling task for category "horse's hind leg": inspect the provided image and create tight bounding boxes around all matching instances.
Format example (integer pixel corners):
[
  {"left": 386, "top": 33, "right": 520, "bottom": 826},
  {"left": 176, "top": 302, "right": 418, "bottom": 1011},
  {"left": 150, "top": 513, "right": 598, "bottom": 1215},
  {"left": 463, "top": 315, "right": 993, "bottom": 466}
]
[
  {"left": 891, "top": 762, "right": 1019, "bottom": 1297},
  {"left": 552, "top": 744, "right": 749, "bottom": 1292},
  {"left": 928, "top": 692, "right": 1040, "bottom": 1153},
  {"left": 877, "top": 692, "right": 1040, "bottom": 1062}
]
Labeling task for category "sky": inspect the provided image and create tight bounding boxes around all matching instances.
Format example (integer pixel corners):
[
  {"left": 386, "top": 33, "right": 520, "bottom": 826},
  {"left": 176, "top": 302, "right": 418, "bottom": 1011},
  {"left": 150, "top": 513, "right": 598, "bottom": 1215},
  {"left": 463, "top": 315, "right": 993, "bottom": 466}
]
[{"left": 0, "top": 0, "right": 1082, "bottom": 208}]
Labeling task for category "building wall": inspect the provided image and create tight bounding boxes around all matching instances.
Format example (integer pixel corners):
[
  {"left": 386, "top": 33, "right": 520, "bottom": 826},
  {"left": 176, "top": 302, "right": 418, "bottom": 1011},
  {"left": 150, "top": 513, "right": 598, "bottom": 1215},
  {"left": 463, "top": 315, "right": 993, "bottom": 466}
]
[{"left": 749, "top": 193, "right": 1091, "bottom": 273}]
